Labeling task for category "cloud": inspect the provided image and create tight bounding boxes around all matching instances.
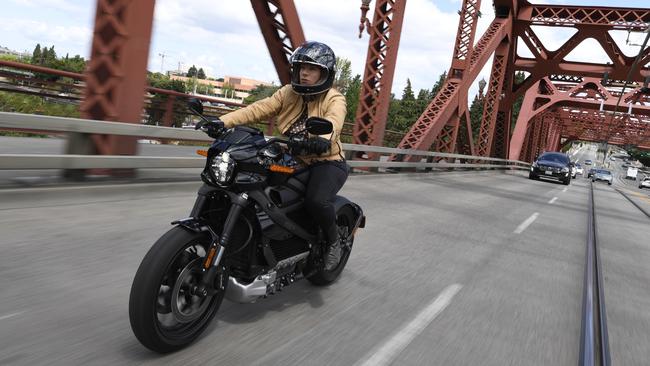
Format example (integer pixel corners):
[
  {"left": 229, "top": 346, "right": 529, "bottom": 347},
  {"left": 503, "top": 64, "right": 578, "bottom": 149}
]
[
  {"left": 0, "top": 18, "right": 91, "bottom": 56},
  {"left": 9, "top": 0, "right": 88, "bottom": 15}
]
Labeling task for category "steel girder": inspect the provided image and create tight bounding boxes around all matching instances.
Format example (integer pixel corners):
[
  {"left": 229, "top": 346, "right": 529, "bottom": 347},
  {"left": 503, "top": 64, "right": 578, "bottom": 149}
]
[
  {"left": 72, "top": 0, "right": 155, "bottom": 178},
  {"left": 352, "top": 0, "right": 407, "bottom": 149},
  {"left": 251, "top": 0, "right": 306, "bottom": 85},
  {"left": 510, "top": 76, "right": 650, "bottom": 160},
  {"left": 511, "top": 4, "right": 650, "bottom": 103},
  {"left": 475, "top": 40, "right": 510, "bottom": 157},
  {"left": 392, "top": 0, "right": 649, "bottom": 162},
  {"left": 396, "top": 0, "right": 505, "bottom": 160}
]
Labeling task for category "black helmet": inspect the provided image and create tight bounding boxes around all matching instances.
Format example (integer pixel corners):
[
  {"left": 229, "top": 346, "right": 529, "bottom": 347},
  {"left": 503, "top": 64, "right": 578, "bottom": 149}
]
[{"left": 289, "top": 41, "right": 336, "bottom": 95}]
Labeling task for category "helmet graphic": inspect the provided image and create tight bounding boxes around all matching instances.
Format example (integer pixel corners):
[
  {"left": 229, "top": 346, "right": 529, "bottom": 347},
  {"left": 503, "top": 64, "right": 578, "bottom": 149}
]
[{"left": 289, "top": 41, "right": 336, "bottom": 95}]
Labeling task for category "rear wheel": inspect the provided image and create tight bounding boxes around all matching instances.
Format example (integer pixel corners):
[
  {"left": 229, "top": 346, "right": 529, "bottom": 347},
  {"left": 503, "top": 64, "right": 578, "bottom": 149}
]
[
  {"left": 129, "top": 227, "right": 226, "bottom": 353},
  {"left": 306, "top": 206, "right": 356, "bottom": 286}
]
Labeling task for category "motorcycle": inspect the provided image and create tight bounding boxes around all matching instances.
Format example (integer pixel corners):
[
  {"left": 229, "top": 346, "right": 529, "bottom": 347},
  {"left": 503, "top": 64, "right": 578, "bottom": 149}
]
[{"left": 129, "top": 99, "right": 365, "bottom": 353}]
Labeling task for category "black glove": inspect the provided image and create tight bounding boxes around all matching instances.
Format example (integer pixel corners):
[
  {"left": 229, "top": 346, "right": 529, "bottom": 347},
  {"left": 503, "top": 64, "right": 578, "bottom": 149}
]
[
  {"left": 305, "top": 137, "right": 331, "bottom": 155},
  {"left": 289, "top": 136, "right": 330, "bottom": 156},
  {"left": 195, "top": 118, "right": 225, "bottom": 139}
]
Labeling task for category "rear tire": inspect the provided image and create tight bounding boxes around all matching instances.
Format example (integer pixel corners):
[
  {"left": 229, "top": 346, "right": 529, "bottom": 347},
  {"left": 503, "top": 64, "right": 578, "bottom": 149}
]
[
  {"left": 306, "top": 206, "right": 356, "bottom": 286},
  {"left": 129, "top": 227, "right": 225, "bottom": 353}
]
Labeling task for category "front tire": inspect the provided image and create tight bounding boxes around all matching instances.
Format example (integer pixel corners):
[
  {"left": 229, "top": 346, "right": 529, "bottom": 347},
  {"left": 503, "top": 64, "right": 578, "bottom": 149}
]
[
  {"left": 129, "top": 227, "right": 225, "bottom": 353},
  {"left": 306, "top": 206, "right": 357, "bottom": 286}
]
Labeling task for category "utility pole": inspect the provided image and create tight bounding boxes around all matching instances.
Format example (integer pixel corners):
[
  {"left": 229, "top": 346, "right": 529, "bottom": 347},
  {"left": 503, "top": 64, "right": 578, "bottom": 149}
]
[{"left": 158, "top": 52, "right": 167, "bottom": 73}]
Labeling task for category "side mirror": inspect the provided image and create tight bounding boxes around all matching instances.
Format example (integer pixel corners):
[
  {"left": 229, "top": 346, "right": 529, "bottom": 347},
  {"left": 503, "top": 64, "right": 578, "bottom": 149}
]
[
  {"left": 187, "top": 98, "right": 204, "bottom": 115},
  {"left": 305, "top": 117, "right": 333, "bottom": 135}
]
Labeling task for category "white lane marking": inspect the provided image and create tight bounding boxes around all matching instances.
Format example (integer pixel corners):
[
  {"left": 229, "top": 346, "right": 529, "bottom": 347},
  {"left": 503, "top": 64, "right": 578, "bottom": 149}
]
[
  {"left": 548, "top": 197, "right": 558, "bottom": 204},
  {"left": 562, "top": 187, "right": 568, "bottom": 193},
  {"left": 354, "top": 284, "right": 462, "bottom": 366},
  {"left": 514, "top": 213, "right": 539, "bottom": 234},
  {"left": 0, "top": 311, "right": 24, "bottom": 321}
]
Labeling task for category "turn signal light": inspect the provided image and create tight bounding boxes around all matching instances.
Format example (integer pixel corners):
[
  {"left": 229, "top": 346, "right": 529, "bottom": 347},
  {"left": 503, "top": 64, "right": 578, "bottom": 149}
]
[
  {"left": 269, "top": 165, "right": 295, "bottom": 174},
  {"left": 196, "top": 150, "right": 208, "bottom": 157}
]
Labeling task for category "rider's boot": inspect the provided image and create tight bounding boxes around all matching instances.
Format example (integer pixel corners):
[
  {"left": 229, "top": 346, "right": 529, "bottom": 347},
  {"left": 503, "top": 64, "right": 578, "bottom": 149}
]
[{"left": 324, "top": 227, "right": 342, "bottom": 271}]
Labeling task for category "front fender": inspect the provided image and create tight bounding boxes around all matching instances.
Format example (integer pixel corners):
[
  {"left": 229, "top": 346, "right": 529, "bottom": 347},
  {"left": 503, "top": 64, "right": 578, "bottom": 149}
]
[{"left": 171, "top": 217, "right": 216, "bottom": 239}]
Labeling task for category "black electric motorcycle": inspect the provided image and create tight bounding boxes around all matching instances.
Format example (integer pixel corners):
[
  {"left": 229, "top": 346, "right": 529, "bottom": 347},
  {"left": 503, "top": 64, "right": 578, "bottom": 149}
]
[{"left": 129, "top": 100, "right": 365, "bottom": 353}]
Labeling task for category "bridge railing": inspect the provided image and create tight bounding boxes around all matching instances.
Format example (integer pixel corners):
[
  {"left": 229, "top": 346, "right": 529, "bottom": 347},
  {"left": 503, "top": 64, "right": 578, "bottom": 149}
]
[{"left": 0, "top": 112, "right": 530, "bottom": 171}]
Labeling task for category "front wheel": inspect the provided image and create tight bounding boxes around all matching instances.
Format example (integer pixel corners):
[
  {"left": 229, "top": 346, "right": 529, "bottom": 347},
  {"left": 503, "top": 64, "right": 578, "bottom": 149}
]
[
  {"left": 305, "top": 206, "right": 357, "bottom": 286},
  {"left": 129, "top": 227, "right": 226, "bottom": 353}
]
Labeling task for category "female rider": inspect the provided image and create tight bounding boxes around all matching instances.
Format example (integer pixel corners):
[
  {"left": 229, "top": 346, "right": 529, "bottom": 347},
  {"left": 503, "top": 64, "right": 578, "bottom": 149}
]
[{"left": 216, "top": 41, "right": 348, "bottom": 271}]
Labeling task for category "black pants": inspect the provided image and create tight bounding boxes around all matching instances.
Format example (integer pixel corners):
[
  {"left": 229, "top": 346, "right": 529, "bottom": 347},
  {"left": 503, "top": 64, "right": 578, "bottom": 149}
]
[{"left": 303, "top": 160, "right": 349, "bottom": 244}]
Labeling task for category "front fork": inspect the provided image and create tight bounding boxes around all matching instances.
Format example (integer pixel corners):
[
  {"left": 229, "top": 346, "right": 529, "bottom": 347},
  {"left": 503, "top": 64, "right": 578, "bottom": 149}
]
[{"left": 176, "top": 192, "right": 250, "bottom": 297}]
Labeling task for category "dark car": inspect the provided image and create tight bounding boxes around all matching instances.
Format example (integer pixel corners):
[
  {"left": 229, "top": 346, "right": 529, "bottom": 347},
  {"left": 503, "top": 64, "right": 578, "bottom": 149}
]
[
  {"left": 529, "top": 152, "right": 571, "bottom": 185},
  {"left": 587, "top": 168, "right": 597, "bottom": 178},
  {"left": 592, "top": 169, "right": 613, "bottom": 185}
]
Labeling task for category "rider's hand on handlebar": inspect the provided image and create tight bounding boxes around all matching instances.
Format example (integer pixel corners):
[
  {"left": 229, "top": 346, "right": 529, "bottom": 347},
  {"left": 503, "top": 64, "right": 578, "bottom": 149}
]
[
  {"left": 195, "top": 118, "right": 225, "bottom": 138},
  {"left": 288, "top": 136, "right": 330, "bottom": 156}
]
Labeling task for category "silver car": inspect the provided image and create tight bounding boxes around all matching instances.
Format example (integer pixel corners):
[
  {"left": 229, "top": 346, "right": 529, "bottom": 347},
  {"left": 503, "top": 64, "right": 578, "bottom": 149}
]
[{"left": 592, "top": 169, "right": 613, "bottom": 185}]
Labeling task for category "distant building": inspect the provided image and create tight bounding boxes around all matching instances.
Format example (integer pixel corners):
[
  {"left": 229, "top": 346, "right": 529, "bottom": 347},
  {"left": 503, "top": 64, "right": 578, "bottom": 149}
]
[
  {"left": 0, "top": 46, "right": 30, "bottom": 60},
  {"left": 169, "top": 72, "right": 274, "bottom": 103}
]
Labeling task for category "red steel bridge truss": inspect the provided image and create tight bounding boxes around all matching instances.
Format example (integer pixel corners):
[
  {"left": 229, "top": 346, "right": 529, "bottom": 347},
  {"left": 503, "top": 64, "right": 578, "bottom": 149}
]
[{"left": 3, "top": 0, "right": 650, "bottom": 169}]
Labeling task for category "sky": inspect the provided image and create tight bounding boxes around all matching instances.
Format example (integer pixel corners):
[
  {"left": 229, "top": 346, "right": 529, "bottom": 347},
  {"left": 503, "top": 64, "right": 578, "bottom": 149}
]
[{"left": 1, "top": 0, "right": 649, "bottom": 99}]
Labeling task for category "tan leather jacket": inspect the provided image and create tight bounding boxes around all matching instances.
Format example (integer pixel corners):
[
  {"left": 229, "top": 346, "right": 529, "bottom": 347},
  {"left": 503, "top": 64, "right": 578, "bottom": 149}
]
[{"left": 220, "top": 85, "right": 346, "bottom": 165}]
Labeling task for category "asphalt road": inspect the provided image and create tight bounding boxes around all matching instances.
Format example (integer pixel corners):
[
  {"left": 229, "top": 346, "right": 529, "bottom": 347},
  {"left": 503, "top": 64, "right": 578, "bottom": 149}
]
[{"left": 2, "top": 163, "right": 650, "bottom": 365}]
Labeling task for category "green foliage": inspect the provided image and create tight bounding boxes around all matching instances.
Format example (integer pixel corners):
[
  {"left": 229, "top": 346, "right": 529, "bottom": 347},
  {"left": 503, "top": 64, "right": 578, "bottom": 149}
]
[
  {"left": 625, "top": 146, "right": 650, "bottom": 167},
  {"left": 469, "top": 95, "right": 484, "bottom": 142},
  {"left": 32, "top": 44, "right": 41, "bottom": 63},
  {"left": 430, "top": 72, "right": 446, "bottom": 98},
  {"left": 187, "top": 65, "right": 198, "bottom": 78},
  {"left": 0, "top": 91, "right": 79, "bottom": 119},
  {"left": 197, "top": 68, "right": 206, "bottom": 79},
  {"left": 149, "top": 72, "right": 186, "bottom": 92},
  {"left": 244, "top": 84, "right": 280, "bottom": 104},
  {"left": 510, "top": 71, "right": 527, "bottom": 130},
  {"left": 0, "top": 54, "right": 24, "bottom": 62},
  {"left": 145, "top": 73, "right": 187, "bottom": 127},
  {"left": 334, "top": 57, "right": 352, "bottom": 94},
  {"left": 344, "top": 74, "right": 361, "bottom": 122},
  {"left": 28, "top": 43, "right": 86, "bottom": 81},
  {"left": 221, "top": 82, "right": 235, "bottom": 98}
]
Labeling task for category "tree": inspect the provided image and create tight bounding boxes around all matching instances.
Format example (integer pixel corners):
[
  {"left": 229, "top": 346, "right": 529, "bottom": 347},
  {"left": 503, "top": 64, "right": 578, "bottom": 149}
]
[
  {"left": 244, "top": 84, "right": 280, "bottom": 104},
  {"left": 430, "top": 72, "right": 447, "bottom": 99},
  {"left": 334, "top": 57, "right": 352, "bottom": 94},
  {"left": 221, "top": 82, "right": 236, "bottom": 99},
  {"left": 416, "top": 88, "right": 430, "bottom": 116},
  {"left": 510, "top": 71, "right": 527, "bottom": 130},
  {"left": 469, "top": 94, "right": 484, "bottom": 142},
  {"left": 401, "top": 78, "right": 415, "bottom": 101},
  {"left": 187, "top": 65, "right": 198, "bottom": 78},
  {"left": 344, "top": 74, "right": 361, "bottom": 122},
  {"left": 197, "top": 68, "right": 206, "bottom": 79},
  {"left": 146, "top": 72, "right": 187, "bottom": 127},
  {"left": 32, "top": 44, "right": 42, "bottom": 64}
]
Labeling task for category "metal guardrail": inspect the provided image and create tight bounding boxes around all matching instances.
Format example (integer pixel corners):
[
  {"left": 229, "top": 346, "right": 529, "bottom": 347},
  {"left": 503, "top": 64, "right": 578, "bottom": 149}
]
[{"left": 0, "top": 112, "right": 531, "bottom": 171}]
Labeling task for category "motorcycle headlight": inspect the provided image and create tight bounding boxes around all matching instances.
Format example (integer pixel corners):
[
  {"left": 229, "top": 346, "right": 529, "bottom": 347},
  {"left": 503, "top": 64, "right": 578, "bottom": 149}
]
[{"left": 210, "top": 152, "right": 236, "bottom": 186}]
